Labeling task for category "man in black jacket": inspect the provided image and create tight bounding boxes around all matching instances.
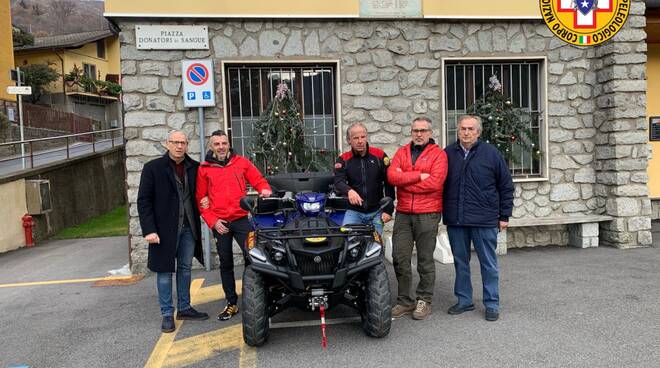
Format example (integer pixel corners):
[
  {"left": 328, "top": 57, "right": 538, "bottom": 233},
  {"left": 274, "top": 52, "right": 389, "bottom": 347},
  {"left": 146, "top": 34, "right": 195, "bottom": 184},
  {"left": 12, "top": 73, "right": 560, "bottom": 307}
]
[
  {"left": 138, "top": 130, "right": 209, "bottom": 333},
  {"left": 334, "top": 122, "right": 394, "bottom": 235},
  {"left": 443, "top": 115, "right": 514, "bottom": 322}
]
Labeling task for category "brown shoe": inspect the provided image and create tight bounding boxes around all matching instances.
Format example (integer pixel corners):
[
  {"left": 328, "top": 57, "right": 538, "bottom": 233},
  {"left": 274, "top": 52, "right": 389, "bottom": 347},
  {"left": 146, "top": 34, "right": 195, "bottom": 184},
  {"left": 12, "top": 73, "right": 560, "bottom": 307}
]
[
  {"left": 412, "top": 300, "right": 431, "bottom": 320},
  {"left": 391, "top": 303, "right": 416, "bottom": 319}
]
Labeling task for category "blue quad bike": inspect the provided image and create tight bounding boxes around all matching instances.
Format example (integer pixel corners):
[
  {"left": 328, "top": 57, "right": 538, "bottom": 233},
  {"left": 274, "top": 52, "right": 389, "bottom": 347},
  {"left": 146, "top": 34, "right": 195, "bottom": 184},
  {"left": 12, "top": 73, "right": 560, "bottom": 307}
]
[{"left": 238, "top": 173, "right": 393, "bottom": 347}]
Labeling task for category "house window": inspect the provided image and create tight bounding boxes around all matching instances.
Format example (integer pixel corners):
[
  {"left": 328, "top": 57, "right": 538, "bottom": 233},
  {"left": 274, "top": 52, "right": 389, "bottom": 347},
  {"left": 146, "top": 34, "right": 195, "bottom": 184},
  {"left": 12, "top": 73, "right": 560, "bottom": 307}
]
[
  {"left": 83, "top": 63, "right": 97, "bottom": 93},
  {"left": 444, "top": 59, "right": 545, "bottom": 178},
  {"left": 224, "top": 63, "right": 337, "bottom": 163},
  {"left": 83, "top": 63, "right": 97, "bottom": 80},
  {"left": 96, "top": 39, "right": 106, "bottom": 59}
]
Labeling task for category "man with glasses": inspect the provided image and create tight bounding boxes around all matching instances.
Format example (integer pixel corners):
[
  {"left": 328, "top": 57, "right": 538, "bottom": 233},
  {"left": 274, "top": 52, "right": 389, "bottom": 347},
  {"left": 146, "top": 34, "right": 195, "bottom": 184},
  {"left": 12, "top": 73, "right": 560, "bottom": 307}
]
[
  {"left": 138, "top": 130, "right": 209, "bottom": 333},
  {"left": 387, "top": 117, "right": 448, "bottom": 320},
  {"left": 196, "top": 130, "right": 272, "bottom": 321}
]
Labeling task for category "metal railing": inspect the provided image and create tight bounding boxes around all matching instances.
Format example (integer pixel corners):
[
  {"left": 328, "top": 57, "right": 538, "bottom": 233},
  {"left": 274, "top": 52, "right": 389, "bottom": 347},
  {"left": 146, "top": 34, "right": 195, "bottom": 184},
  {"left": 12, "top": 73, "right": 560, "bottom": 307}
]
[{"left": 0, "top": 128, "right": 124, "bottom": 171}]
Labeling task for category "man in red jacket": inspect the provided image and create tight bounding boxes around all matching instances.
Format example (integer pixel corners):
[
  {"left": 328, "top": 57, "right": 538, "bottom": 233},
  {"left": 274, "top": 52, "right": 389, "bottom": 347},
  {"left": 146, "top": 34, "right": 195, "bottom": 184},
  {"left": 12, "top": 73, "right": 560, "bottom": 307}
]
[
  {"left": 387, "top": 117, "right": 448, "bottom": 320},
  {"left": 196, "top": 130, "right": 271, "bottom": 321}
]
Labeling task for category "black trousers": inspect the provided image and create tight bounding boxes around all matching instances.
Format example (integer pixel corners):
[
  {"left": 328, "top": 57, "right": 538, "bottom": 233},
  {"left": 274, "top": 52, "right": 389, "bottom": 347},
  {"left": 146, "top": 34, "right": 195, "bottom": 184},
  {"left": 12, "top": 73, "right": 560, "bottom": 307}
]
[{"left": 212, "top": 216, "right": 251, "bottom": 305}]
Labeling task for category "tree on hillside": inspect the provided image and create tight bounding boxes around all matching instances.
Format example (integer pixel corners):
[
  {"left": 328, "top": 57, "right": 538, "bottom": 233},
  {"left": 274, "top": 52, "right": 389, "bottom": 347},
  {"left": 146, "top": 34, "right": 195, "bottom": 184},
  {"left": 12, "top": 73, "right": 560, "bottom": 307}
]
[
  {"left": 50, "top": 0, "right": 76, "bottom": 18},
  {"left": 50, "top": 0, "right": 77, "bottom": 33},
  {"left": 32, "top": 3, "right": 44, "bottom": 17}
]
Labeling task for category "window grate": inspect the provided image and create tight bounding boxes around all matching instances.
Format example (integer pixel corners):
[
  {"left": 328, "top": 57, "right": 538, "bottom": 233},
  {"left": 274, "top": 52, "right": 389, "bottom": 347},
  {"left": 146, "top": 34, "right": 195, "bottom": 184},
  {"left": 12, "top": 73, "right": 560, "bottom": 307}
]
[
  {"left": 444, "top": 60, "right": 544, "bottom": 178},
  {"left": 225, "top": 64, "right": 337, "bottom": 160}
]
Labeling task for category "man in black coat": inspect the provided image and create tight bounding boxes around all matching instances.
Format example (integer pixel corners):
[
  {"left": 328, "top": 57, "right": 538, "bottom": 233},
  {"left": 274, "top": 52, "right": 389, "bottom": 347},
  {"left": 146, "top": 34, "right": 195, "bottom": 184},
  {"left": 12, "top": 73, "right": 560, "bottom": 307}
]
[
  {"left": 443, "top": 115, "right": 514, "bottom": 322},
  {"left": 334, "top": 122, "right": 395, "bottom": 235},
  {"left": 138, "top": 130, "right": 209, "bottom": 333}
]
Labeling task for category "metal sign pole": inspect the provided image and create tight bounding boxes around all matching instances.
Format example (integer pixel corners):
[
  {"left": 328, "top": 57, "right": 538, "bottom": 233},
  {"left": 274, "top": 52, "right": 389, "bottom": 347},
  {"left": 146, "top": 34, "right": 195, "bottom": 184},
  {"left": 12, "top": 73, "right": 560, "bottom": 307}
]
[
  {"left": 198, "top": 107, "right": 212, "bottom": 271},
  {"left": 17, "top": 67, "right": 26, "bottom": 169}
]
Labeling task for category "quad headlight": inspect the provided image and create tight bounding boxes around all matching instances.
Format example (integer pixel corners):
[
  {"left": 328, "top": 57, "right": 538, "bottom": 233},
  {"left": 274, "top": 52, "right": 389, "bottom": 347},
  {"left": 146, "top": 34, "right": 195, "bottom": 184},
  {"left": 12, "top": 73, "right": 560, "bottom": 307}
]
[{"left": 301, "top": 202, "right": 322, "bottom": 212}]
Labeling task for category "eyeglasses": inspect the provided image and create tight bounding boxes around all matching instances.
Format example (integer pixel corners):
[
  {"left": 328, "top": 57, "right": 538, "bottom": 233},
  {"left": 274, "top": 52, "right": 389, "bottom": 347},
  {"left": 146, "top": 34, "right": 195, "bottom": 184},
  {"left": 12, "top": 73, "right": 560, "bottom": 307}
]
[
  {"left": 168, "top": 140, "right": 188, "bottom": 146},
  {"left": 411, "top": 129, "right": 431, "bottom": 134}
]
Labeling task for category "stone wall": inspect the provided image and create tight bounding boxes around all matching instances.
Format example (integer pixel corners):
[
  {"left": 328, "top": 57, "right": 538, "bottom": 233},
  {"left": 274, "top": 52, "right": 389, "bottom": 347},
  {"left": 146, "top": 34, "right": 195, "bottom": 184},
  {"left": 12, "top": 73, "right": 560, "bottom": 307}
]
[{"left": 117, "top": 1, "right": 650, "bottom": 272}]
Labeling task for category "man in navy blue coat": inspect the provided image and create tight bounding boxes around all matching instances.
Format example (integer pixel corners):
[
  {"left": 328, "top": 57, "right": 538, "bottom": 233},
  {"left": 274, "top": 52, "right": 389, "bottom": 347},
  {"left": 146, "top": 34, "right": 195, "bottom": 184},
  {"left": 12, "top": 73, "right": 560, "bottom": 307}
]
[{"left": 442, "top": 115, "right": 514, "bottom": 322}]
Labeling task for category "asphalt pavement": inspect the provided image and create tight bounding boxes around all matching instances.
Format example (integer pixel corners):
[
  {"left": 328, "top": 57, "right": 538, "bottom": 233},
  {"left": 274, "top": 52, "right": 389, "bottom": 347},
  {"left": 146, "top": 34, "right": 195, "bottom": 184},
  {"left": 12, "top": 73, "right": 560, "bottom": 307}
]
[{"left": 1, "top": 236, "right": 660, "bottom": 368}]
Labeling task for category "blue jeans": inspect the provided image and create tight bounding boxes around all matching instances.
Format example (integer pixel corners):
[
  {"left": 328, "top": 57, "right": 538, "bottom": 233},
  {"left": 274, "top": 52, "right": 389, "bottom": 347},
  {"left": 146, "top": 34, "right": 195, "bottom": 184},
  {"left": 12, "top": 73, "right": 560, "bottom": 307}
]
[
  {"left": 342, "top": 209, "right": 384, "bottom": 235},
  {"left": 156, "top": 225, "right": 194, "bottom": 317},
  {"left": 447, "top": 226, "right": 499, "bottom": 310}
]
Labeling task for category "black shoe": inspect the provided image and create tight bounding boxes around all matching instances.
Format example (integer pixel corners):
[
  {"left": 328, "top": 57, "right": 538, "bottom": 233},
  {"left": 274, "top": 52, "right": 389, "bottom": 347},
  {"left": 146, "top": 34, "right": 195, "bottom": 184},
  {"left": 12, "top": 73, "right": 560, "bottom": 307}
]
[
  {"left": 176, "top": 307, "right": 209, "bottom": 321},
  {"left": 485, "top": 308, "right": 499, "bottom": 321},
  {"left": 217, "top": 304, "right": 239, "bottom": 321},
  {"left": 447, "top": 303, "right": 475, "bottom": 315},
  {"left": 161, "top": 316, "right": 175, "bottom": 333}
]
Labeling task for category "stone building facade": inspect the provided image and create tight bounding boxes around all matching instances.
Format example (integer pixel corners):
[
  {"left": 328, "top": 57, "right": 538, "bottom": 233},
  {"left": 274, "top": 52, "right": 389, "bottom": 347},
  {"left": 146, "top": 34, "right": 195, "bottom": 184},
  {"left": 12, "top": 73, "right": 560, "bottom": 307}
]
[{"left": 113, "top": 1, "right": 651, "bottom": 273}]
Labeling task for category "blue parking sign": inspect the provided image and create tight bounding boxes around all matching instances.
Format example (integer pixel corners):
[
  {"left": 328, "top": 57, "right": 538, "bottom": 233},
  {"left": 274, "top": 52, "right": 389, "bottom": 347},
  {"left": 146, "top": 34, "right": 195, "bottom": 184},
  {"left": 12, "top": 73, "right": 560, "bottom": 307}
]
[{"left": 182, "top": 60, "right": 215, "bottom": 107}]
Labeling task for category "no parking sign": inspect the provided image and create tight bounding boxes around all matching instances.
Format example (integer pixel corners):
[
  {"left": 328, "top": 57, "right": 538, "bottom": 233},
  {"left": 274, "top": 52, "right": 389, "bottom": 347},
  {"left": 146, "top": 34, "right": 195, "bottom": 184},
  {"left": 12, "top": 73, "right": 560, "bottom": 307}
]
[{"left": 182, "top": 60, "right": 215, "bottom": 107}]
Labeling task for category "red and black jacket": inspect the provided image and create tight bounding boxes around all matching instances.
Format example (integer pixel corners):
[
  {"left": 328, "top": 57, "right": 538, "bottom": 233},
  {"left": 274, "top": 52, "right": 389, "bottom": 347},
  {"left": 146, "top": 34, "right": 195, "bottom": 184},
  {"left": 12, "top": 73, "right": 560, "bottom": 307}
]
[{"left": 334, "top": 145, "right": 395, "bottom": 215}]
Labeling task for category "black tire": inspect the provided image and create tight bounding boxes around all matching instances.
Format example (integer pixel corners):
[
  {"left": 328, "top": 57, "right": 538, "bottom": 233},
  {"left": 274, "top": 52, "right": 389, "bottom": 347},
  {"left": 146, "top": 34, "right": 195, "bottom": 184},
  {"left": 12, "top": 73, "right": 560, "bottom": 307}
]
[
  {"left": 361, "top": 262, "right": 392, "bottom": 338},
  {"left": 242, "top": 265, "right": 270, "bottom": 346}
]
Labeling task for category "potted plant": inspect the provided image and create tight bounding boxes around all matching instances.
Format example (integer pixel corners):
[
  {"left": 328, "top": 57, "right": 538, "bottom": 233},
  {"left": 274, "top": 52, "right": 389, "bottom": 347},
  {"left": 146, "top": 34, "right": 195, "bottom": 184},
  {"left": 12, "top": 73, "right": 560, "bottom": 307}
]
[
  {"left": 79, "top": 75, "right": 96, "bottom": 93},
  {"left": 64, "top": 65, "right": 82, "bottom": 91},
  {"left": 105, "top": 81, "right": 122, "bottom": 97},
  {"left": 94, "top": 80, "right": 108, "bottom": 95}
]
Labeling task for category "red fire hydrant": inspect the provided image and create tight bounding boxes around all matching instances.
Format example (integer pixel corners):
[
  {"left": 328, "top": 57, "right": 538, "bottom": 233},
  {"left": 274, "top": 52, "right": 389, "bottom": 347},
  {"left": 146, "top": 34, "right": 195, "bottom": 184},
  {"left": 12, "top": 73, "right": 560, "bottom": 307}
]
[{"left": 22, "top": 214, "right": 35, "bottom": 247}]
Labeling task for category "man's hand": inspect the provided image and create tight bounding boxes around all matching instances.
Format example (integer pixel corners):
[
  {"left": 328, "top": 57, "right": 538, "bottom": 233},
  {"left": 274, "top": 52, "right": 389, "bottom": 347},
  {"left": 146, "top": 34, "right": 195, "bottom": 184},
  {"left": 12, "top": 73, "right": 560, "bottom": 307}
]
[
  {"left": 381, "top": 213, "right": 392, "bottom": 223},
  {"left": 260, "top": 188, "right": 272, "bottom": 198},
  {"left": 200, "top": 196, "right": 209, "bottom": 209},
  {"left": 347, "top": 189, "right": 363, "bottom": 206},
  {"left": 420, "top": 173, "right": 430, "bottom": 181},
  {"left": 214, "top": 219, "right": 229, "bottom": 234},
  {"left": 145, "top": 232, "right": 160, "bottom": 244},
  {"left": 499, "top": 221, "right": 509, "bottom": 232}
]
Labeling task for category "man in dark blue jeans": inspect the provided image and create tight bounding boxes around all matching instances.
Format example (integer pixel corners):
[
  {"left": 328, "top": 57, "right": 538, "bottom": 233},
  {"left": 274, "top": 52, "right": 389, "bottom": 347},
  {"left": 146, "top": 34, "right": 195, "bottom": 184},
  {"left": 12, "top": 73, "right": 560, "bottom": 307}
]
[
  {"left": 138, "top": 130, "right": 209, "bottom": 333},
  {"left": 442, "top": 115, "right": 514, "bottom": 322}
]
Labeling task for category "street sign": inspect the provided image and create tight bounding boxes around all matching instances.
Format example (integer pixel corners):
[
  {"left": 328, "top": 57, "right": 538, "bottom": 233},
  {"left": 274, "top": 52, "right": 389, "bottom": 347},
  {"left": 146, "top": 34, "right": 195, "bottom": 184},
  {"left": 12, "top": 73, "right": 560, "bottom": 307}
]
[
  {"left": 6, "top": 86, "right": 32, "bottom": 95},
  {"left": 136, "top": 25, "right": 209, "bottom": 50},
  {"left": 182, "top": 60, "right": 215, "bottom": 108}
]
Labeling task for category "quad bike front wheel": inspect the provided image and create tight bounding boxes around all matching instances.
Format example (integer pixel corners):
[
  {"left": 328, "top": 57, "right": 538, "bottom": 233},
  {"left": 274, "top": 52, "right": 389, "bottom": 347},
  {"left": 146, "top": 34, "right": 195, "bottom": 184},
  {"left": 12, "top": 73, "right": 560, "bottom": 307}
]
[
  {"left": 242, "top": 265, "right": 270, "bottom": 346},
  {"left": 360, "top": 262, "right": 392, "bottom": 338}
]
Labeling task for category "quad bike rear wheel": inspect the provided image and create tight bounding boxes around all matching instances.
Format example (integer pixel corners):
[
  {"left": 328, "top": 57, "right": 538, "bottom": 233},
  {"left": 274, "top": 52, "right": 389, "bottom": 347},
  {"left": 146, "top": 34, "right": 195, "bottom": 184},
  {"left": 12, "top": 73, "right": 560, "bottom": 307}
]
[
  {"left": 242, "top": 265, "right": 270, "bottom": 346},
  {"left": 360, "top": 262, "right": 392, "bottom": 338}
]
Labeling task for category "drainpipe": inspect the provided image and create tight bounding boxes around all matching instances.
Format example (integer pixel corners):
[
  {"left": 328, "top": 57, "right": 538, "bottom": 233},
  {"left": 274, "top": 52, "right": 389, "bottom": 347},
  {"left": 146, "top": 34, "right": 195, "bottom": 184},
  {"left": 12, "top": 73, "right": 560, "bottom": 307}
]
[{"left": 54, "top": 50, "right": 66, "bottom": 109}]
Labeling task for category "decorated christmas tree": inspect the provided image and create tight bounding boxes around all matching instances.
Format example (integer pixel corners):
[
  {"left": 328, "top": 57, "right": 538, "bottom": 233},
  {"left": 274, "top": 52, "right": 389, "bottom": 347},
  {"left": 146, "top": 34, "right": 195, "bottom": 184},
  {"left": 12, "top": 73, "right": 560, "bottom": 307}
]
[
  {"left": 249, "top": 83, "right": 332, "bottom": 175},
  {"left": 468, "top": 75, "right": 541, "bottom": 163}
]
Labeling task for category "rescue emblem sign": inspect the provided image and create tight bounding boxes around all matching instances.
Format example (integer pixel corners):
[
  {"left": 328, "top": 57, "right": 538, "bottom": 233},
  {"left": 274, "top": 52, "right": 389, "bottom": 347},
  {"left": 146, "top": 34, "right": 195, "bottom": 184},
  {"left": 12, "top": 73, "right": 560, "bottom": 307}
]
[{"left": 539, "top": 0, "right": 630, "bottom": 46}]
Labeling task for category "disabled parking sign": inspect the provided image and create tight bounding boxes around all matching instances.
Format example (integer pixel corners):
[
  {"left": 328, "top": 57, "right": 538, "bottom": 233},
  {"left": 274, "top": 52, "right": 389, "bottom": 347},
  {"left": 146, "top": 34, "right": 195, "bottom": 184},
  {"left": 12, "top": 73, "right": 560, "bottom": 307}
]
[{"left": 182, "top": 60, "right": 215, "bottom": 107}]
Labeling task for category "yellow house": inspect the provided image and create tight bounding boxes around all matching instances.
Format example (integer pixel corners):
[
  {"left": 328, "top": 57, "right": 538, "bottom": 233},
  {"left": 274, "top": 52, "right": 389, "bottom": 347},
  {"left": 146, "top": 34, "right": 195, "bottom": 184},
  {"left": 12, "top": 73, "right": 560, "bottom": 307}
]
[
  {"left": 14, "top": 29, "right": 120, "bottom": 96},
  {"left": 13, "top": 29, "right": 121, "bottom": 126},
  {"left": 1, "top": 0, "right": 17, "bottom": 121}
]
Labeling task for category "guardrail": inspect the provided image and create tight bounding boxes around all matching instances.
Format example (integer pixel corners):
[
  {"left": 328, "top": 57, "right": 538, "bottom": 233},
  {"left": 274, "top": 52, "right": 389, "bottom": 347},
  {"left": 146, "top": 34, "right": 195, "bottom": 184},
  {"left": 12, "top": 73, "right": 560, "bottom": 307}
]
[{"left": 0, "top": 128, "right": 124, "bottom": 171}]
